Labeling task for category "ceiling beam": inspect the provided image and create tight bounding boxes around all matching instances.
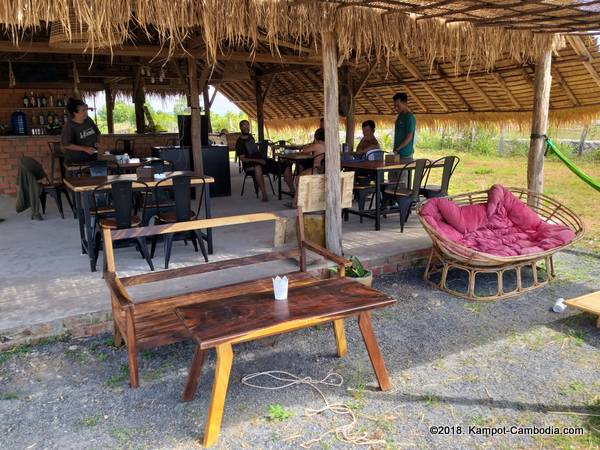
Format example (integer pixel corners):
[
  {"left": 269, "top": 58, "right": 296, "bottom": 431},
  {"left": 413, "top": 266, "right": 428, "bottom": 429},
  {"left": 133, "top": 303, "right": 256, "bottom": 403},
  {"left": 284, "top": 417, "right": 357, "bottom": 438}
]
[
  {"left": 353, "top": 65, "right": 377, "bottom": 97},
  {"left": 491, "top": 73, "right": 522, "bottom": 109},
  {"left": 552, "top": 66, "right": 580, "bottom": 107},
  {"left": 566, "top": 35, "right": 600, "bottom": 88},
  {"left": 396, "top": 52, "right": 448, "bottom": 111}
]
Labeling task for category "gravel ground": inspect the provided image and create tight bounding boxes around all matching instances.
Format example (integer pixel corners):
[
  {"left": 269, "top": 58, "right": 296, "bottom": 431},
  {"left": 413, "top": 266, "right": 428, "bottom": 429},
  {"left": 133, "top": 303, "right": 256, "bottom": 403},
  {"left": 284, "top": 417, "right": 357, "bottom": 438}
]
[{"left": 1, "top": 250, "right": 599, "bottom": 450}]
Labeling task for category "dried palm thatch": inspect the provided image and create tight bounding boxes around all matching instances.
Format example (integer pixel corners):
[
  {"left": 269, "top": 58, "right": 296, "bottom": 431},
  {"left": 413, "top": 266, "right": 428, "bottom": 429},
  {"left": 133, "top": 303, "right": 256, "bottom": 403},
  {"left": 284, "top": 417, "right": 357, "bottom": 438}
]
[{"left": 0, "top": 0, "right": 576, "bottom": 67}]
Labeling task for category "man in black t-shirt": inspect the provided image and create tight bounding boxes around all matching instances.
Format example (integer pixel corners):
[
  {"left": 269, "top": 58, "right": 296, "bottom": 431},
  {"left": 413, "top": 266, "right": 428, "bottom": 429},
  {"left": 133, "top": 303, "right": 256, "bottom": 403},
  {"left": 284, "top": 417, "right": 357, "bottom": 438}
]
[
  {"left": 235, "top": 120, "right": 293, "bottom": 201},
  {"left": 61, "top": 98, "right": 102, "bottom": 164}
]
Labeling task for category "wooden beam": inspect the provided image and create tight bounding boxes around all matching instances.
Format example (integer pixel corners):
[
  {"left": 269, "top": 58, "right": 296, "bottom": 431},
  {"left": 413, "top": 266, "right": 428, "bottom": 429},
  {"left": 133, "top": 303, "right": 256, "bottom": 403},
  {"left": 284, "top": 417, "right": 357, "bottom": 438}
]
[
  {"left": 188, "top": 58, "right": 204, "bottom": 176},
  {"left": 552, "top": 66, "right": 580, "bottom": 106},
  {"left": 466, "top": 77, "right": 496, "bottom": 109},
  {"left": 105, "top": 84, "right": 115, "bottom": 134},
  {"left": 421, "top": 83, "right": 449, "bottom": 112},
  {"left": 528, "top": 48, "right": 552, "bottom": 196},
  {"left": 396, "top": 52, "right": 449, "bottom": 111},
  {"left": 403, "top": 85, "right": 428, "bottom": 113},
  {"left": 491, "top": 73, "right": 522, "bottom": 108},
  {"left": 321, "top": 30, "right": 343, "bottom": 256},
  {"left": 256, "top": 35, "right": 313, "bottom": 54},
  {"left": 566, "top": 35, "right": 600, "bottom": 88},
  {"left": 353, "top": 65, "right": 376, "bottom": 97},
  {"left": 344, "top": 67, "right": 355, "bottom": 152},
  {"left": 209, "top": 87, "right": 218, "bottom": 108},
  {"left": 203, "top": 85, "right": 212, "bottom": 133},
  {"left": 132, "top": 65, "right": 145, "bottom": 133},
  {"left": 254, "top": 79, "right": 265, "bottom": 142}
]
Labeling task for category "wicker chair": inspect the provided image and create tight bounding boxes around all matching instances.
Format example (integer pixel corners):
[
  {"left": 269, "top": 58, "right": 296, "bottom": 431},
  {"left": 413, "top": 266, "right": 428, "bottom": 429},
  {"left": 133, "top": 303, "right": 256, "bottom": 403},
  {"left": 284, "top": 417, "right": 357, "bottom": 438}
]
[{"left": 416, "top": 188, "right": 585, "bottom": 301}]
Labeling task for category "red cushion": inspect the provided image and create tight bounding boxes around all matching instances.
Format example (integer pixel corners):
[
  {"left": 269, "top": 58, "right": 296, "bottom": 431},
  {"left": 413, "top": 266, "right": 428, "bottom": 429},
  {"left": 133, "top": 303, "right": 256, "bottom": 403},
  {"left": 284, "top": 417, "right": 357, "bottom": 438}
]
[{"left": 420, "top": 185, "right": 575, "bottom": 257}]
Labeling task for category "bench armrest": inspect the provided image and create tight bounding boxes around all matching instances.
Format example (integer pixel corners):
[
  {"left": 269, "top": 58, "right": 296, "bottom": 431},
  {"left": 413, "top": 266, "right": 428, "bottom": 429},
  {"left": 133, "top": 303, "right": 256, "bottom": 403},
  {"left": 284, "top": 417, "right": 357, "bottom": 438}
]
[
  {"left": 104, "top": 272, "right": 133, "bottom": 308},
  {"left": 302, "top": 240, "right": 351, "bottom": 269}
]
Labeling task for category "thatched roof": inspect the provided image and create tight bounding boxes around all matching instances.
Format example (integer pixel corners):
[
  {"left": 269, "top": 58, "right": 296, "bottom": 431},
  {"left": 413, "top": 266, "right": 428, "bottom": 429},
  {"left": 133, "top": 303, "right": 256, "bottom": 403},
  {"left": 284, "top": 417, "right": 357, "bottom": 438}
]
[{"left": 1, "top": 1, "right": 600, "bottom": 126}]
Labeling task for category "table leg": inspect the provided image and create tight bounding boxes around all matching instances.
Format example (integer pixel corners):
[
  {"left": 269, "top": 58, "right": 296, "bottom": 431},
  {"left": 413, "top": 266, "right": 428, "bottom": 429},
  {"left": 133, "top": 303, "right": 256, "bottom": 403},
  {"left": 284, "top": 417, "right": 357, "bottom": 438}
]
[
  {"left": 203, "top": 343, "right": 233, "bottom": 448},
  {"left": 277, "top": 159, "right": 282, "bottom": 200},
  {"left": 332, "top": 319, "right": 347, "bottom": 357},
  {"left": 204, "top": 184, "right": 213, "bottom": 254},
  {"left": 182, "top": 346, "right": 206, "bottom": 402},
  {"left": 375, "top": 172, "right": 381, "bottom": 231},
  {"left": 75, "top": 192, "right": 86, "bottom": 255},
  {"left": 357, "top": 312, "right": 390, "bottom": 391},
  {"left": 82, "top": 192, "right": 97, "bottom": 272}
]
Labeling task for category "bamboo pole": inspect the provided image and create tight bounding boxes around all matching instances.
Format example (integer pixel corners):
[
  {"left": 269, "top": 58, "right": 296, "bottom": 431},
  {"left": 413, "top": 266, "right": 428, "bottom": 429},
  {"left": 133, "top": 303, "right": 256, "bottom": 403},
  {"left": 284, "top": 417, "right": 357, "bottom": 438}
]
[
  {"left": 105, "top": 84, "right": 114, "bottom": 134},
  {"left": 578, "top": 124, "right": 589, "bottom": 156},
  {"left": 527, "top": 48, "right": 553, "bottom": 196},
  {"left": 322, "top": 30, "right": 342, "bottom": 255},
  {"left": 254, "top": 79, "right": 265, "bottom": 143},
  {"left": 344, "top": 67, "right": 355, "bottom": 152},
  {"left": 203, "top": 85, "right": 212, "bottom": 133},
  {"left": 189, "top": 58, "right": 204, "bottom": 175},
  {"left": 133, "top": 66, "right": 145, "bottom": 134}
]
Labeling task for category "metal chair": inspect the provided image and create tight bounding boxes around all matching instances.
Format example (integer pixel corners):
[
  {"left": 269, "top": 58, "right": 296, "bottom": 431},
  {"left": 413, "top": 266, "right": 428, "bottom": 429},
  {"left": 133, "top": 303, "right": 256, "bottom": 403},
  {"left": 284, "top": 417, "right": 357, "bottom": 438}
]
[
  {"left": 150, "top": 175, "right": 208, "bottom": 268},
  {"left": 420, "top": 155, "right": 460, "bottom": 198},
  {"left": 382, "top": 158, "right": 430, "bottom": 232},
  {"left": 92, "top": 180, "right": 154, "bottom": 271},
  {"left": 240, "top": 163, "right": 276, "bottom": 197}
]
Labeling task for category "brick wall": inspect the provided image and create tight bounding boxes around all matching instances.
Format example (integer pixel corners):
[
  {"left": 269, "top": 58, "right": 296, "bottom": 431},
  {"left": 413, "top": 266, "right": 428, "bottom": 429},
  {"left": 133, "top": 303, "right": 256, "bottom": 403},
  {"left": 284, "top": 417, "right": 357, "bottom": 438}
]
[{"left": 0, "top": 133, "right": 177, "bottom": 196}]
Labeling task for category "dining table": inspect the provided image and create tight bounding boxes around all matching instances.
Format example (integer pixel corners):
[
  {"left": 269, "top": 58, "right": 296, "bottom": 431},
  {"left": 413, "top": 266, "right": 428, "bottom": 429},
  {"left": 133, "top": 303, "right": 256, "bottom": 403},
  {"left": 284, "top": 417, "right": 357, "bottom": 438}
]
[
  {"left": 64, "top": 171, "right": 215, "bottom": 272},
  {"left": 341, "top": 159, "right": 443, "bottom": 230}
]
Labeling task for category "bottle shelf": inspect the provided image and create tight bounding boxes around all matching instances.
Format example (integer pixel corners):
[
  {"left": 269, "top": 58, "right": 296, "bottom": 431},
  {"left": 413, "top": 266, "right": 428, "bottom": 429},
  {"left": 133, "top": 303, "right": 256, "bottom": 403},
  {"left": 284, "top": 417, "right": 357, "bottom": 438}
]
[{"left": 1, "top": 106, "right": 66, "bottom": 110}]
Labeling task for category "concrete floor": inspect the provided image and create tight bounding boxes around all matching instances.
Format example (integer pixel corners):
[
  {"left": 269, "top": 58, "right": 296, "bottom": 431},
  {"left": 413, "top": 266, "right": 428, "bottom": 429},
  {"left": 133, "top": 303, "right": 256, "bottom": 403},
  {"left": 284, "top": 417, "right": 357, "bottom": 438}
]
[{"left": 0, "top": 164, "right": 431, "bottom": 345}]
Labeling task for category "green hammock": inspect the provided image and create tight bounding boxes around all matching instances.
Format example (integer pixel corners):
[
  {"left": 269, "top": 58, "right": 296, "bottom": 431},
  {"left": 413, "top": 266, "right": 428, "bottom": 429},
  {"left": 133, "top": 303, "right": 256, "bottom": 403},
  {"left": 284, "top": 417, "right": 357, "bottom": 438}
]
[{"left": 545, "top": 137, "right": 600, "bottom": 193}]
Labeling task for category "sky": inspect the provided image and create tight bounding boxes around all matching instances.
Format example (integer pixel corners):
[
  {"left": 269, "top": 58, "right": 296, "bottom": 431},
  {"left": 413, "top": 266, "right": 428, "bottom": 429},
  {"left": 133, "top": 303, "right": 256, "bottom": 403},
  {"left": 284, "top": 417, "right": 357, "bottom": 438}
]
[{"left": 88, "top": 86, "right": 240, "bottom": 117}]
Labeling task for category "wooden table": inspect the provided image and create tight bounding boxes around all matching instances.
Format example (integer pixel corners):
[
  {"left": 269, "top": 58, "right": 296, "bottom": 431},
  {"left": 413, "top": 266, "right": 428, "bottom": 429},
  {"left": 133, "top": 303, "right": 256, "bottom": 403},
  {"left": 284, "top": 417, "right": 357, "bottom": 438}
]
[
  {"left": 276, "top": 152, "right": 316, "bottom": 200},
  {"left": 176, "top": 277, "right": 395, "bottom": 447},
  {"left": 342, "top": 159, "right": 443, "bottom": 230},
  {"left": 64, "top": 172, "right": 215, "bottom": 272},
  {"left": 98, "top": 154, "right": 163, "bottom": 173}
]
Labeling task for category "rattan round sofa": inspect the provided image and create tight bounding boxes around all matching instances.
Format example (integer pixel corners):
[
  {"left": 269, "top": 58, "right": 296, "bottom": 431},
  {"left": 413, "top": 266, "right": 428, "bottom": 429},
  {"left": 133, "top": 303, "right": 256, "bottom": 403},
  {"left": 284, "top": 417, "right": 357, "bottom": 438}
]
[{"left": 416, "top": 187, "right": 585, "bottom": 301}]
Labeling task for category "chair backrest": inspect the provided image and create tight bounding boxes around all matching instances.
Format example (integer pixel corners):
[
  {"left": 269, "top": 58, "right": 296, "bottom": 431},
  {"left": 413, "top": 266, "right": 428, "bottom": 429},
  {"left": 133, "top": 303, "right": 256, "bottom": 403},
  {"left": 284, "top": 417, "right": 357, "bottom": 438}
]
[
  {"left": 115, "top": 139, "right": 135, "bottom": 156},
  {"left": 439, "top": 155, "right": 460, "bottom": 194},
  {"left": 296, "top": 172, "right": 355, "bottom": 213},
  {"left": 148, "top": 159, "right": 170, "bottom": 173},
  {"left": 89, "top": 160, "right": 108, "bottom": 177},
  {"left": 93, "top": 180, "right": 148, "bottom": 229},
  {"left": 365, "top": 149, "right": 385, "bottom": 161},
  {"left": 47, "top": 142, "right": 65, "bottom": 183},
  {"left": 154, "top": 174, "right": 206, "bottom": 222},
  {"left": 390, "top": 158, "right": 430, "bottom": 200},
  {"left": 312, "top": 153, "right": 326, "bottom": 173}
]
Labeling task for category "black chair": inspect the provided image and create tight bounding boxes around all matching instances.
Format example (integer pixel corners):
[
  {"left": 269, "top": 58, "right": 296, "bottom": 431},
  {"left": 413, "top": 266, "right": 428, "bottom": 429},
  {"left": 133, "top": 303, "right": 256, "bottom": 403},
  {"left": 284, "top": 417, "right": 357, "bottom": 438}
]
[
  {"left": 351, "top": 149, "right": 385, "bottom": 222},
  {"left": 89, "top": 160, "right": 108, "bottom": 177},
  {"left": 382, "top": 158, "right": 430, "bottom": 232},
  {"left": 240, "top": 163, "right": 276, "bottom": 197},
  {"left": 92, "top": 180, "right": 154, "bottom": 271},
  {"left": 115, "top": 139, "right": 136, "bottom": 156},
  {"left": 46, "top": 144, "right": 76, "bottom": 218},
  {"left": 420, "top": 155, "right": 460, "bottom": 199},
  {"left": 150, "top": 175, "right": 208, "bottom": 269}
]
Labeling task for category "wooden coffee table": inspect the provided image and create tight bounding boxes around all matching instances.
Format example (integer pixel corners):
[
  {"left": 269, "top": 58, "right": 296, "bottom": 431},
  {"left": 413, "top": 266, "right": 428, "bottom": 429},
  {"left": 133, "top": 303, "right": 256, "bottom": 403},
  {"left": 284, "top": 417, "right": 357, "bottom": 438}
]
[{"left": 175, "top": 277, "right": 395, "bottom": 447}]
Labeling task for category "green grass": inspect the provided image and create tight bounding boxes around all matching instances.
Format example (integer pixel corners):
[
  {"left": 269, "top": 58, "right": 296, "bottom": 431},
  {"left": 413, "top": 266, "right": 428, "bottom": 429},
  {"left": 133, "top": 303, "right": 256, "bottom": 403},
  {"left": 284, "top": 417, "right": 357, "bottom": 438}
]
[
  {"left": 105, "top": 364, "right": 129, "bottom": 388},
  {"left": 417, "top": 147, "right": 600, "bottom": 252},
  {"left": 0, "top": 344, "right": 32, "bottom": 365},
  {"left": 266, "top": 404, "right": 292, "bottom": 422},
  {"left": 0, "top": 392, "right": 19, "bottom": 400},
  {"left": 80, "top": 415, "right": 101, "bottom": 427}
]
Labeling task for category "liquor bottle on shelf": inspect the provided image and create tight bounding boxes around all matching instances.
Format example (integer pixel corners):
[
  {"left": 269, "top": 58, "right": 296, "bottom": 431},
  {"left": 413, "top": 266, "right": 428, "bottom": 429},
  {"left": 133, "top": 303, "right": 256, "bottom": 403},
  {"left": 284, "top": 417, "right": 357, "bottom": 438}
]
[
  {"left": 54, "top": 113, "right": 60, "bottom": 124},
  {"left": 47, "top": 111, "right": 53, "bottom": 124},
  {"left": 63, "top": 95, "right": 68, "bottom": 106},
  {"left": 23, "top": 93, "right": 29, "bottom": 108},
  {"left": 49, "top": 95, "right": 54, "bottom": 107},
  {"left": 41, "top": 94, "right": 47, "bottom": 107},
  {"left": 38, "top": 113, "right": 45, "bottom": 126},
  {"left": 63, "top": 109, "right": 69, "bottom": 124},
  {"left": 36, "top": 93, "right": 42, "bottom": 107},
  {"left": 30, "top": 91, "right": 36, "bottom": 108}
]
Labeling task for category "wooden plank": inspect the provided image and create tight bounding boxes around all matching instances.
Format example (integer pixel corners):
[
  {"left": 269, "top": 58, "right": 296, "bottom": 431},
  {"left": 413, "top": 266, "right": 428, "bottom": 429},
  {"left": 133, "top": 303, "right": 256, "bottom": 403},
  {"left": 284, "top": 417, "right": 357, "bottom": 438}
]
[
  {"left": 322, "top": 30, "right": 343, "bottom": 255},
  {"left": 332, "top": 319, "right": 348, "bottom": 357},
  {"left": 358, "top": 311, "right": 391, "bottom": 391},
  {"left": 63, "top": 173, "right": 214, "bottom": 192},
  {"left": 182, "top": 346, "right": 206, "bottom": 401},
  {"left": 111, "top": 212, "right": 287, "bottom": 240},
  {"left": 491, "top": 73, "right": 522, "bottom": 108},
  {"left": 552, "top": 67, "right": 580, "bottom": 106},
  {"left": 120, "top": 249, "right": 300, "bottom": 286},
  {"left": 566, "top": 36, "right": 600, "bottom": 88},
  {"left": 466, "top": 77, "right": 496, "bottom": 109},
  {"left": 296, "top": 172, "right": 355, "bottom": 213},
  {"left": 189, "top": 58, "right": 204, "bottom": 176}
]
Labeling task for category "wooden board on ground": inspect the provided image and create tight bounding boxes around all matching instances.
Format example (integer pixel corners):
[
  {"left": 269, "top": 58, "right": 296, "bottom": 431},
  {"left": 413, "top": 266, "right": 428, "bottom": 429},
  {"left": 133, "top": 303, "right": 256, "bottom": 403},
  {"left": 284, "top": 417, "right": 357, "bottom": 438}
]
[{"left": 565, "top": 291, "right": 600, "bottom": 327}]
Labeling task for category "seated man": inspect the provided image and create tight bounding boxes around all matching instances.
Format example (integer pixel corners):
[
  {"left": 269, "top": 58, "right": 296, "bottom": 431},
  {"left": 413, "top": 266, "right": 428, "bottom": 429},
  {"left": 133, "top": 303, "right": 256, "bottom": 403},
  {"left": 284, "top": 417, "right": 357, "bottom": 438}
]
[
  {"left": 292, "top": 128, "right": 326, "bottom": 206},
  {"left": 235, "top": 120, "right": 294, "bottom": 202},
  {"left": 355, "top": 120, "right": 380, "bottom": 156}
]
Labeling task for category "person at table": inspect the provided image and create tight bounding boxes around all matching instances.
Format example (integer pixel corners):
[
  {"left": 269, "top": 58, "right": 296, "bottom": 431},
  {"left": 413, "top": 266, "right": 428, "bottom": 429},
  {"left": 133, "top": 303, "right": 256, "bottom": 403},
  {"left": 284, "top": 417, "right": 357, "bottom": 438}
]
[
  {"left": 61, "top": 98, "right": 102, "bottom": 164},
  {"left": 392, "top": 92, "right": 416, "bottom": 161},
  {"left": 236, "top": 120, "right": 294, "bottom": 202},
  {"left": 355, "top": 120, "right": 381, "bottom": 155},
  {"left": 291, "top": 128, "right": 326, "bottom": 207},
  {"left": 313, "top": 118, "right": 324, "bottom": 143}
]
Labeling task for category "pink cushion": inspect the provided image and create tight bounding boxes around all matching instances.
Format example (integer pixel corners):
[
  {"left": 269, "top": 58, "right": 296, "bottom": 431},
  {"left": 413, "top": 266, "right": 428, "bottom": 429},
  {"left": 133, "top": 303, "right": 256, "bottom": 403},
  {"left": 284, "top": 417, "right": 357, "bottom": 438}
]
[{"left": 420, "top": 185, "right": 575, "bottom": 257}]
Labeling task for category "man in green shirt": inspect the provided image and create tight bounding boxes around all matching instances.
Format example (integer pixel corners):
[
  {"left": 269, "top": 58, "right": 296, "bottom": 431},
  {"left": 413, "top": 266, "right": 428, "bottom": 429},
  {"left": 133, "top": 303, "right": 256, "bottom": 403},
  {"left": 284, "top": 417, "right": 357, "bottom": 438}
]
[{"left": 392, "top": 92, "right": 416, "bottom": 160}]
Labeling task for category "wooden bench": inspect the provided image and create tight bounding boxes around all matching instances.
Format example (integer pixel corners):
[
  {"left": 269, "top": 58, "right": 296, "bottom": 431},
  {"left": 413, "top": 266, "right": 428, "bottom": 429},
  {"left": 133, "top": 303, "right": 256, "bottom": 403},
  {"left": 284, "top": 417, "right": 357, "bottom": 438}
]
[
  {"left": 565, "top": 291, "right": 600, "bottom": 327},
  {"left": 103, "top": 172, "right": 355, "bottom": 388}
]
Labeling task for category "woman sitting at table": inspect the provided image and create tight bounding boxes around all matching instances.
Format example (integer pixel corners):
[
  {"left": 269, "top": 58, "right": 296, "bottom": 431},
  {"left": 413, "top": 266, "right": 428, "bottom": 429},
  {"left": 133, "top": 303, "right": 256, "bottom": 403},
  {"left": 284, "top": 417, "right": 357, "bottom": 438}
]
[
  {"left": 291, "top": 128, "right": 326, "bottom": 207},
  {"left": 61, "top": 98, "right": 102, "bottom": 164}
]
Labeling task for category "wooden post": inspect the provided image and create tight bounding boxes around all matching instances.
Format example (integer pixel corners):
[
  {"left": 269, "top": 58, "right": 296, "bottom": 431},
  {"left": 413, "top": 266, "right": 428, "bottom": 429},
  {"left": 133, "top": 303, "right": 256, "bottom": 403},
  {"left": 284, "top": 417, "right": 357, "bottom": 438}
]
[
  {"left": 578, "top": 124, "right": 589, "bottom": 156},
  {"left": 527, "top": 48, "right": 553, "bottom": 195},
  {"left": 203, "top": 85, "right": 213, "bottom": 133},
  {"left": 105, "top": 85, "right": 114, "bottom": 134},
  {"left": 188, "top": 58, "right": 204, "bottom": 175},
  {"left": 133, "top": 66, "right": 146, "bottom": 134},
  {"left": 254, "top": 79, "right": 265, "bottom": 143},
  {"left": 344, "top": 68, "right": 355, "bottom": 152},
  {"left": 322, "top": 30, "right": 343, "bottom": 255}
]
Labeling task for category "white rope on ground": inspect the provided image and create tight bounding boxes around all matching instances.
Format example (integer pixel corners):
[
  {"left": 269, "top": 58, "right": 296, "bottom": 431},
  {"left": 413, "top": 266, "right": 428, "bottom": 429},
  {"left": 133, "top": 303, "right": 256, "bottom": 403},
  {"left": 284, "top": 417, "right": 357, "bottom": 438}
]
[{"left": 241, "top": 370, "right": 387, "bottom": 448}]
